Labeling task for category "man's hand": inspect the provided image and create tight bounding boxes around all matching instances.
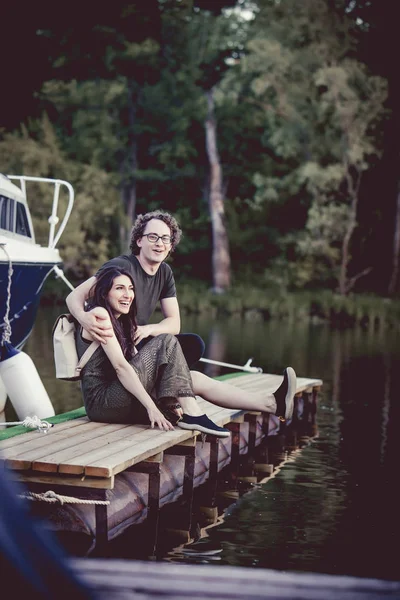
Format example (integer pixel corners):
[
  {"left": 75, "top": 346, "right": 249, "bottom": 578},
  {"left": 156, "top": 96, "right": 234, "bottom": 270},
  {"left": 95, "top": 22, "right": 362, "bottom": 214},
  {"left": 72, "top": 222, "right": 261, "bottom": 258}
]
[
  {"left": 82, "top": 308, "right": 114, "bottom": 343},
  {"left": 134, "top": 324, "right": 156, "bottom": 345}
]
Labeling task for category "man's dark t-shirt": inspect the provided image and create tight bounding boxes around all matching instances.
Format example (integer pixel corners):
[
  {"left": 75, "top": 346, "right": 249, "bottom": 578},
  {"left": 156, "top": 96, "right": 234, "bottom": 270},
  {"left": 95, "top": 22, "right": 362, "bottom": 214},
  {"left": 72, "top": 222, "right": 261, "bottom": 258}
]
[{"left": 96, "top": 255, "right": 176, "bottom": 325}]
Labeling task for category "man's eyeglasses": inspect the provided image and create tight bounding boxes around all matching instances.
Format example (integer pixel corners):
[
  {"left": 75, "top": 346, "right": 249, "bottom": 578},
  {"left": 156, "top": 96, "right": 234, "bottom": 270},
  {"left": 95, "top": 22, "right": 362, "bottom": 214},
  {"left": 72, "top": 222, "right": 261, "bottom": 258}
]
[{"left": 142, "top": 233, "right": 172, "bottom": 245}]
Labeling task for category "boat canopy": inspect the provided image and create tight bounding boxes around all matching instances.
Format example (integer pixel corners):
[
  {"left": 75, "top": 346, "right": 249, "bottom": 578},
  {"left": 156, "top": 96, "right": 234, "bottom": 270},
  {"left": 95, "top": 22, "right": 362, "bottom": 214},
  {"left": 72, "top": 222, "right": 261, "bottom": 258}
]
[
  {"left": 0, "top": 175, "right": 33, "bottom": 241},
  {"left": 0, "top": 175, "right": 74, "bottom": 248}
]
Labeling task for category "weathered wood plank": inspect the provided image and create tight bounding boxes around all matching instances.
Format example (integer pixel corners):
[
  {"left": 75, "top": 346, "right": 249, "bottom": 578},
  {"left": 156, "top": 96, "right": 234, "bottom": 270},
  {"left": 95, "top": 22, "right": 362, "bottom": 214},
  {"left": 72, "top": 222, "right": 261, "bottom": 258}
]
[
  {"left": 30, "top": 423, "right": 136, "bottom": 472},
  {"left": 61, "top": 403, "right": 244, "bottom": 478},
  {"left": 57, "top": 426, "right": 178, "bottom": 475},
  {"left": 8, "top": 471, "right": 115, "bottom": 489},
  {"left": 67, "top": 428, "right": 199, "bottom": 477},
  {"left": 72, "top": 559, "right": 400, "bottom": 600},
  {"left": 0, "top": 421, "right": 109, "bottom": 459},
  {"left": 0, "top": 373, "right": 322, "bottom": 480},
  {"left": 0, "top": 416, "right": 92, "bottom": 451},
  {"left": 3, "top": 422, "right": 131, "bottom": 471}
]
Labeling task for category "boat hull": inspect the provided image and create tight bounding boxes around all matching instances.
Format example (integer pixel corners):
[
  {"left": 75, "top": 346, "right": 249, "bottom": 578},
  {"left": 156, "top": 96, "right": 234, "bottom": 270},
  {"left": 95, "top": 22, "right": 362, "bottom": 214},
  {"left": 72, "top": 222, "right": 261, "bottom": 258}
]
[{"left": 0, "top": 261, "right": 58, "bottom": 349}]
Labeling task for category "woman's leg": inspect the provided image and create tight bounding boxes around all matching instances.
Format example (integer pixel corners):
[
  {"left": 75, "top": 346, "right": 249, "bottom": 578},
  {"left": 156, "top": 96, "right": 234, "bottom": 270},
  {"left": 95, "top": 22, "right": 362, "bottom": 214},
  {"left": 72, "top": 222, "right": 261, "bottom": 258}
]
[
  {"left": 135, "top": 334, "right": 231, "bottom": 436},
  {"left": 190, "top": 368, "right": 296, "bottom": 421},
  {"left": 133, "top": 334, "right": 203, "bottom": 416},
  {"left": 190, "top": 371, "right": 273, "bottom": 411}
]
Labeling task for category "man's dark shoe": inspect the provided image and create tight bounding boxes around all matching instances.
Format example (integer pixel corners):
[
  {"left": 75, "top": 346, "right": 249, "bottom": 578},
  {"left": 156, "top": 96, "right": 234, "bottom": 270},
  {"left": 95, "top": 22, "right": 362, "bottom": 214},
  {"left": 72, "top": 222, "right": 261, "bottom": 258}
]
[
  {"left": 273, "top": 367, "right": 296, "bottom": 422},
  {"left": 177, "top": 414, "right": 231, "bottom": 438}
]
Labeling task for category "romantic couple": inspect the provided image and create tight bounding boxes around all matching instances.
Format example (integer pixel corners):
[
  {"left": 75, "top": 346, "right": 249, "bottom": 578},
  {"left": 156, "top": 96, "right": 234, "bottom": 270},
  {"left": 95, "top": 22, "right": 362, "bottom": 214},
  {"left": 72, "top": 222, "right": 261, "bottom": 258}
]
[{"left": 67, "top": 210, "right": 297, "bottom": 438}]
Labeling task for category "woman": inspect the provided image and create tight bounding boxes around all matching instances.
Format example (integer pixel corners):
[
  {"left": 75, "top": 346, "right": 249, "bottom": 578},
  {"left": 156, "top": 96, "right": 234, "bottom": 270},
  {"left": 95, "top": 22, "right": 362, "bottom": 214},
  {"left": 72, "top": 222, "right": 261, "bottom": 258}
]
[{"left": 76, "top": 267, "right": 297, "bottom": 437}]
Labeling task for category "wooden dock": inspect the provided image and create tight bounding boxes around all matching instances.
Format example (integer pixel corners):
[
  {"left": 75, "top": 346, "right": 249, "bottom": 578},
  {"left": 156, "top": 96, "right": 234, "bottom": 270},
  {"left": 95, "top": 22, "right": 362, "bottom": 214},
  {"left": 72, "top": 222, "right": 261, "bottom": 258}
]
[
  {"left": 70, "top": 558, "right": 400, "bottom": 599},
  {"left": 0, "top": 373, "right": 322, "bottom": 552}
]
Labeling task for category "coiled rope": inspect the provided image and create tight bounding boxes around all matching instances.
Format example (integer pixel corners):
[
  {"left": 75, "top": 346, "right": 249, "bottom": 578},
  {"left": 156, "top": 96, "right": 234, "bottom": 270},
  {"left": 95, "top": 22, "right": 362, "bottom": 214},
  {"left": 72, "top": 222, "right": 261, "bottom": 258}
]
[
  {"left": 0, "top": 415, "right": 53, "bottom": 433},
  {"left": 19, "top": 489, "right": 110, "bottom": 506}
]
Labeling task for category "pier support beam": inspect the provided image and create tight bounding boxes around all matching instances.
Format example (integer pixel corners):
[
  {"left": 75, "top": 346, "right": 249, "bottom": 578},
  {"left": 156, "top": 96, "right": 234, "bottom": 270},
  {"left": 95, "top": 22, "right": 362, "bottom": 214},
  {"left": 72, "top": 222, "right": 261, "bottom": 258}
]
[
  {"left": 164, "top": 438, "right": 197, "bottom": 538},
  {"left": 128, "top": 456, "right": 162, "bottom": 556},
  {"left": 197, "top": 435, "right": 220, "bottom": 526},
  {"left": 244, "top": 412, "right": 261, "bottom": 454}
]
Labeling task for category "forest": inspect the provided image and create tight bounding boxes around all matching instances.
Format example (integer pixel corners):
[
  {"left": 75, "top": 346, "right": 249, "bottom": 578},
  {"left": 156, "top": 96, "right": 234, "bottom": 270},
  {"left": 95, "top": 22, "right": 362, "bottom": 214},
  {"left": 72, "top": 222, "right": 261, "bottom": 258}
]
[{"left": 1, "top": 0, "right": 399, "bottom": 316}]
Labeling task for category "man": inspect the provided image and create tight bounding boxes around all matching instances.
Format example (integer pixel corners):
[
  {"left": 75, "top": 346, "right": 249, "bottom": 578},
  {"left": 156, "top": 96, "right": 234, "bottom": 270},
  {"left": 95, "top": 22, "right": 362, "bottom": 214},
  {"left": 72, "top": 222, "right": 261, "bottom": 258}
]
[{"left": 66, "top": 210, "right": 205, "bottom": 367}]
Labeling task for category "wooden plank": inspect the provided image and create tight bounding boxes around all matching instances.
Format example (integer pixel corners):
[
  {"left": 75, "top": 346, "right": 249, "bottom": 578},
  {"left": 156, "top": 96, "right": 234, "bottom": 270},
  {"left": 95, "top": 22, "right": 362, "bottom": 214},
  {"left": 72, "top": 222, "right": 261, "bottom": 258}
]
[
  {"left": 197, "top": 403, "right": 244, "bottom": 424},
  {"left": 58, "top": 427, "right": 169, "bottom": 475},
  {"left": 30, "top": 423, "right": 136, "bottom": 473},
  {"left": 230, "top": 414, "right": 245, "bottom": 423},
  {"left": 0, "top": 372, "right": 323, "bottom": 479},
  {"left": 60, "top": 405, "right": 244, "bottom": 477},
  {"left": 1, "top": 455, "right": 31, "bottom": 471},
  {"left": 144, "top": 452, "right": 163, "bottom": 463},
  {"left": 0, "top": 420, "right": 107, "bottom": 458},
  {"left": 0, "top": 416, "right": 92, "bottom": 451},
  {"left": 8, "top": 471, "right": 115, "bottom": 489},
  {"left": 72, "top": 558, "right": 400, "bottom": 600},
  {"left": 63, "top": 428, "right": 198, "bottom": 477},
  {"left": 3, "top": 422, "right": 132, "bottom": 471},
  {"left": 173, "top": 437, "right": 197, "bottom": 447}
]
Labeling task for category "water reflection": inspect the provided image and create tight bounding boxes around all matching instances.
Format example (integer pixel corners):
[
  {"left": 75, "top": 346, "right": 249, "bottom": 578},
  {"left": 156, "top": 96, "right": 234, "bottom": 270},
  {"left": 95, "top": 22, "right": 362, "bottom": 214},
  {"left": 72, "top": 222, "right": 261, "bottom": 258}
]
[{"left": 2, "top": 306, "right": 400, "bottom": 580}]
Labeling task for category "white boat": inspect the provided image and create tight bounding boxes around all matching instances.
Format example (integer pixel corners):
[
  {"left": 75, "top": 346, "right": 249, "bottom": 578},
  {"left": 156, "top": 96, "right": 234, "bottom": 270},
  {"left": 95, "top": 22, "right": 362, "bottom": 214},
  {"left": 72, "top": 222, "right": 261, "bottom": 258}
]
[{"left": 0, "top": 175, "right": 74, "bottom": 411}]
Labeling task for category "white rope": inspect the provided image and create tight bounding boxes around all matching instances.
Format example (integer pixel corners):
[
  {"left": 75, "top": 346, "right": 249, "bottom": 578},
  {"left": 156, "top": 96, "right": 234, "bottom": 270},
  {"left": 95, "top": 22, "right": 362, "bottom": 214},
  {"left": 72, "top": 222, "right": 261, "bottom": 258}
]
[
  {"left": 19, "top": 490, "right": 110, "bottom": 506},
  {"left": 0, "top": 415, "right": 53, "bottom": 433},
  {"left": 52, "top": 265, "right": 75, "bottom": 292},
  {"left": 0, "top": 243, "right": 13, "bottom": 344}
]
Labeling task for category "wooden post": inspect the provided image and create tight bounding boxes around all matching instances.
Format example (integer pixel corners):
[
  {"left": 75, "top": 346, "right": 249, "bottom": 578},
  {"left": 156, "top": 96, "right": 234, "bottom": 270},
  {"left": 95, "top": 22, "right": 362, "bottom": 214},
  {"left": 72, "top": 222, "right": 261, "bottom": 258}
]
[
  {"left": 311, "top": 386, "right": 320, "bottom": 423},
  {"left": 128, "top": 459, "right": 162, "bottom": 556},
  {"left": 244, "top": 412, "right": 260, "bottom": 454},
  {"left": 164, "top": 439, "right": 197, "bottom": 536},
  {"left": 94, "top": 499, "right": 108, "bottom": 552},
  {"left": 165, "top": 439, "right": 196, "bottom": 502},
  {"left": 198, "top": 435, "right": 220, "bottom": 525},
  {"left": 227, "top": 421, "right": 241, "bottom": 475},
  {"left": 262, "top": 412, "right": 270, "bottom": 437}
]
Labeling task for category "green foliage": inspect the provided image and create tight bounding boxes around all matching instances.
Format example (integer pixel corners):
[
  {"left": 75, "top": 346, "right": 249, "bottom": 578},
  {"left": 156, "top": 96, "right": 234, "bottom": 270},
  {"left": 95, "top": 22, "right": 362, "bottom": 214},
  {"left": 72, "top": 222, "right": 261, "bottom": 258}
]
[
  {"left": 175, "top": 279, "right": 400, "bottom": 330},
  {"left": 236, "top": 0, "right": 387, "bottom": 292},
  {"left": 1, "top": 0, "right": 391, "bottom": 296},
  {"left": 0, "top": 117, "right": 119, "bottom": 278}
]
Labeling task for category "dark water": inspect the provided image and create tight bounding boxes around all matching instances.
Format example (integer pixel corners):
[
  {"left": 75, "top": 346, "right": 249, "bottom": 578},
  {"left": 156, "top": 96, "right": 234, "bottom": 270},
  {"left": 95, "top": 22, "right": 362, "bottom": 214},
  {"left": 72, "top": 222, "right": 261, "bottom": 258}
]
[{"left": 5, "top": 305, "right": 400, "bottom": 581}]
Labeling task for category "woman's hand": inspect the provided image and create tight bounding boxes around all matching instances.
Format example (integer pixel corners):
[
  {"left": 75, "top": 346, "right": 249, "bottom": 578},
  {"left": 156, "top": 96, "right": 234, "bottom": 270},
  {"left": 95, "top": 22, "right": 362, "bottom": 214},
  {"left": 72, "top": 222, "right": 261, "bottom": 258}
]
[{"left": 147, "top": 406, "right": 174, "bottom": 431}]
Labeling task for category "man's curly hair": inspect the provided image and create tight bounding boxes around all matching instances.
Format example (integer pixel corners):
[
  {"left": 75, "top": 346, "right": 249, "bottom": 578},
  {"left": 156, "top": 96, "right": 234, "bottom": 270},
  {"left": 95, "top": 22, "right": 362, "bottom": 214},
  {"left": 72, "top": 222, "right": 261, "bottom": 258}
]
[{"left": 129, "top": 210, "right": 183, "bottom": 255}]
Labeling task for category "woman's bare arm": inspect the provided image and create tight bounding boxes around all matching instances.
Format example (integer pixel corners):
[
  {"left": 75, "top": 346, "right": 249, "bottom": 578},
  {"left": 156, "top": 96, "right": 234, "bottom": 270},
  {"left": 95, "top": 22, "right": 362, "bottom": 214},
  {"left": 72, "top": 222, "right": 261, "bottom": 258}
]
[{"left": 83, "top": 310, "right": 173, "bottom": 431}]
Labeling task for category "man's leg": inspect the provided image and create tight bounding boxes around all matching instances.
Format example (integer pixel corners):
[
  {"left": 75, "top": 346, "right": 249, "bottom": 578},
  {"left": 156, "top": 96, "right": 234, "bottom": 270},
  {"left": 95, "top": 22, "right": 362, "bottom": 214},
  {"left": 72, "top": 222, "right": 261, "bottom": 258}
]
[
  {"left": 136, "top": 333, "right": 205, "bottom": 369},
  {"left": 175, "top": 333, "right": 205, "bottom": 368}
]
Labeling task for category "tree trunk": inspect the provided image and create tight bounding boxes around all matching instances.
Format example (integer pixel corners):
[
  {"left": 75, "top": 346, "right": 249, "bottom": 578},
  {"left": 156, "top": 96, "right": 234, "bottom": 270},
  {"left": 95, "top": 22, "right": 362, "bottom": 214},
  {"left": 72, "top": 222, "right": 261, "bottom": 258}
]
[
  {"left": 119, "top": 179, "right": 137, "bottom": 254},
  {"left": 338, "top": 210, "right": 356, "bottom": 295},
  {"left": 338, "top": 166, "right": 361, "bottom": 295},
  {"left": 204, "top": 88, "right": 231, "bottom": 293},
  {"left": 388, "top": 185, "right": 400, "bottom": 296}
]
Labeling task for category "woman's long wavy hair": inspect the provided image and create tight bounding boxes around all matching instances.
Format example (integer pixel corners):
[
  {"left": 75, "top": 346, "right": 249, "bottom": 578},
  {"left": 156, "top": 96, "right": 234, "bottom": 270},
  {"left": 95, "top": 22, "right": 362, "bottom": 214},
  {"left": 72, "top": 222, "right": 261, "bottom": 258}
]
[{"left": 87, "top": 267, "right": 137, "bottom": 361}]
